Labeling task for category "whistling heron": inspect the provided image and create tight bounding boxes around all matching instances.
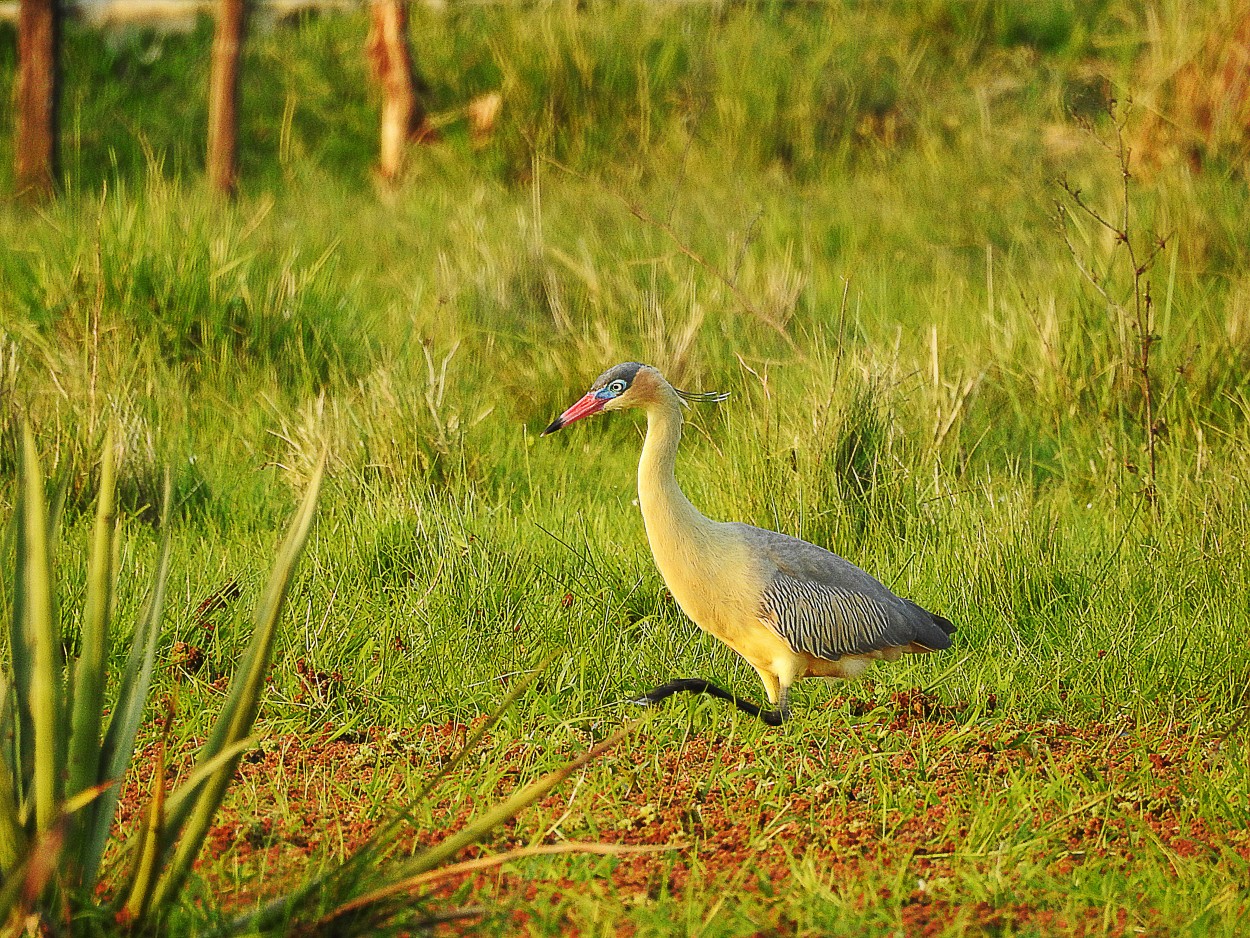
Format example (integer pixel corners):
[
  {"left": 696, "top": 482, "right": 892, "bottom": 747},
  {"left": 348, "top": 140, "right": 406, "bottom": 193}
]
[{"left": 543, "top": 362, "right": 954, "bottom": 726}]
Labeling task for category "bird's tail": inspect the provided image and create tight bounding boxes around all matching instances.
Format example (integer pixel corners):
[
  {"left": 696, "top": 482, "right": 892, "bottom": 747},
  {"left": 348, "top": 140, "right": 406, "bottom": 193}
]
[
  {"left": 903, "top": 599, "right": 956, "bottom": 651},
  {"left": 930, "top": 611, "right": 956, "bottom": 635}
]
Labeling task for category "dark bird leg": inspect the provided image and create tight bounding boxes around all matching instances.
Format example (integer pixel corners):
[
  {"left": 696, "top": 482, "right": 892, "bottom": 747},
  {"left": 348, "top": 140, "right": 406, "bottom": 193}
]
[{"left": 633, "top": 678, "right": 790, "bottom": 726}]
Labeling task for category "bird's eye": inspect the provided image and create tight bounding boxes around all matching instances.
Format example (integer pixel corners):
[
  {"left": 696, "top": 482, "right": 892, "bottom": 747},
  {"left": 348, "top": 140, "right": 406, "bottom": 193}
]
[{"left": 608, "top": 380, "right": 627, "bottom": 395}]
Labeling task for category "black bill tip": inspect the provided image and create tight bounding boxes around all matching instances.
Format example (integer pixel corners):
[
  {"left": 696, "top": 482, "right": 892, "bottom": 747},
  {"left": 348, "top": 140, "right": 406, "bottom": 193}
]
[{"left": 540, "top": 417, "right": 564, "bottom": 436}]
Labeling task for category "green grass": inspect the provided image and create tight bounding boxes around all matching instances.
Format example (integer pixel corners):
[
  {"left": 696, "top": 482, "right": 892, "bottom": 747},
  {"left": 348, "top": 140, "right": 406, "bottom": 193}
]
[{"left": 2, "top": 0, "right": 1250, "bottom": 933}]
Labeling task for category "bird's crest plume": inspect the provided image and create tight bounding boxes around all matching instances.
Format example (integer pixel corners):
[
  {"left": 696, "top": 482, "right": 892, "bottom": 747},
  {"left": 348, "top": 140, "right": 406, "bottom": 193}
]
[{"left": 674, "top": 387, "right": 730, "bottom": 405}]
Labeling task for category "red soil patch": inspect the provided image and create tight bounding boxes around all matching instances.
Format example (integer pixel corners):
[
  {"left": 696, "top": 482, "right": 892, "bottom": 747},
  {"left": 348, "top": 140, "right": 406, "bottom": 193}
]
[{"left": 111, "top": 690, "right": 1247, "bottom": 934}]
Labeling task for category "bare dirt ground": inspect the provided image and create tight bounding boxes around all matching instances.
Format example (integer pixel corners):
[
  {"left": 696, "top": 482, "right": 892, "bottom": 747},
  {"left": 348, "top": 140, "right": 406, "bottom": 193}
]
[{"left": 114, "top": 690, "right": 1248, "bottom": 935}]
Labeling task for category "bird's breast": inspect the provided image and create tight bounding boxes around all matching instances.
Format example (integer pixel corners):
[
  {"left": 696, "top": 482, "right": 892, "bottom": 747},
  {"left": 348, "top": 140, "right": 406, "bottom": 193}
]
[{"left": 643, "top": 515, "right": 766, "bottom": 639}]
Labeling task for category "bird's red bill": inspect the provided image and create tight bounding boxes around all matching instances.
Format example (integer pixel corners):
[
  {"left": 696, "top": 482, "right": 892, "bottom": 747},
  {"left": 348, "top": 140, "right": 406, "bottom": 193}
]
[{"left": 543, "top": 392, "right": 605, "bottom": 435}]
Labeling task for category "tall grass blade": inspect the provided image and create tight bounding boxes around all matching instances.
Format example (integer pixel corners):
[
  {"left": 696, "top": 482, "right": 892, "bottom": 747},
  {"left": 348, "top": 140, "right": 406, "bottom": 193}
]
[
  {"left": 310, "top": 841, "right": 676, "bottom": 935},
  {"left": 66, "top": 427, "right": 117, "bottom": 877},
  {"left": 0, "top": 675, "right": 25, "bottom": 876},
  {"left": 18, "top": 423, "right": 62, "bottom": 836},
  {"left": 365, "top": 650, "right": 561, "bottom": 854},
  {"left": 59, "top": 782, "right": 112, "bottom": 817},
  {"left": 7, "top": 460, "right": 33, "bottom": 814},
  {"left": 44, "top": 465, "right": 71, "bottom": 560},
  {"left": 399, "top": 721, "right": 637, "bottom": 878},
  {"left": 123, "top": 735, "right": 168, "bottom": 924},
  {"left": 80, "top": 472, "right": 174, "bottom": 889},
  {"left": 149, "top": 455, "right": 325, "bottom": 916},
  {"left": 160, "top": 736, "right": 255, "bottom": 821},
  {"left": 0, "top": 824, "right": 65, "bottom": 928},
  {"left": 237, "top": 654, "right": 557, "bottom": 935}
]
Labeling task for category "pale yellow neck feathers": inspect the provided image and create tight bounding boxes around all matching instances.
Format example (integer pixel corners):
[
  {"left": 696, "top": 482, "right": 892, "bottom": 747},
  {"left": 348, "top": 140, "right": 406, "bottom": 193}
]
[{"left": 636, "top": 391, "right": 710, "bottom": 536}]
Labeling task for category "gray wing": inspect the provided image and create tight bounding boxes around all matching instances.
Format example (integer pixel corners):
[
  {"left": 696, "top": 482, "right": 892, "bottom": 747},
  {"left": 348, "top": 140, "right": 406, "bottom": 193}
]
[{"left": 733, "top": 523, "right": 954, "bottom": 660}]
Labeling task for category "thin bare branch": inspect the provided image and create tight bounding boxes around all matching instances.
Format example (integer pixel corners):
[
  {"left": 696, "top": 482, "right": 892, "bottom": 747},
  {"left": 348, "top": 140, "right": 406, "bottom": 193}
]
[
  {"left": 1059, "top": 177, "right": 1124, "bottom": 240},
  {"left": 1054, "top": 100, "right": 1161, "bottom": 513}
]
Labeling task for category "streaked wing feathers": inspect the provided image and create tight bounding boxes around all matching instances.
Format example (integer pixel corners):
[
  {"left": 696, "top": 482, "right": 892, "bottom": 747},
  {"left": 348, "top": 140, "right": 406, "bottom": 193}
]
[
  {"left": 760, "top": 572, "right": 917, "bottom": 658},
  {"left": 734, "top": 522, "right": 954, "bottom": 660}
]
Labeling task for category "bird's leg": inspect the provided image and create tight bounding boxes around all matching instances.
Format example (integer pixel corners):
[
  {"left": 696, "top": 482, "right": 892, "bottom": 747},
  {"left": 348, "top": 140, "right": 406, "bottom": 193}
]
[
  {"left": 750, "top": 667, "right": 791, "bottom": 727},
  {"left": 760, "top": 684, "right": 792, "bottom": 727},
  {"left": 633, "top": 678, "right": 788, "bottom": 726}
]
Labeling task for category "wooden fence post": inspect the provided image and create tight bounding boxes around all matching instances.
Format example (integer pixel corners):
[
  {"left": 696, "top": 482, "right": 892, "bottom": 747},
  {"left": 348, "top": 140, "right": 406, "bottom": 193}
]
[
  {"left": 15, "top": 0, "right": 60, "bottom": 198},
  {"left": 366, "top": 0, "right": 426, "bottom": 184},
  {"left": 207, "top": 0, "right": 247, "bottom": 196}
]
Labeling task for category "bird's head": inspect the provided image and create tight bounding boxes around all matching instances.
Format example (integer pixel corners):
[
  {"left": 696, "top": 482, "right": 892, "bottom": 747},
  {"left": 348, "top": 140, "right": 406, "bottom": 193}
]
[{"left": 541, "top": 362, "right": 728, "bottom": 435}]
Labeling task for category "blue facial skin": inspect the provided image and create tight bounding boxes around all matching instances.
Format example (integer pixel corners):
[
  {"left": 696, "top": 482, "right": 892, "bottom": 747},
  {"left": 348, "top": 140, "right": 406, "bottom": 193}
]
[{"left": 594, "top": 378, "right": 628, "bottom": 400}]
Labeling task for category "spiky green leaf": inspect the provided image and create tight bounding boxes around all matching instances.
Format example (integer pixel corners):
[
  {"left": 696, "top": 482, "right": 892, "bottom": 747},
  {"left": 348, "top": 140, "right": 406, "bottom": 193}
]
[
  {"left": 0, "top": 674, "right": 26, "bottom": 876},
  {"left": 19, "top": 423, "right": 62, "bottom": 836},
  {"left": 148, "top": 455, "right": 325, "bottom": 917},
  {"left": 8, "top": 452, "right": 33, "bottom": 811},
  {"left": 79, "top": 473, "right": 174, "bottom": 889},
  {"left": 123, "top": 736, "right": 168, "bottom": 924},
  {"left": 66, "top": 426, "right": 118, "bottom": 881}
]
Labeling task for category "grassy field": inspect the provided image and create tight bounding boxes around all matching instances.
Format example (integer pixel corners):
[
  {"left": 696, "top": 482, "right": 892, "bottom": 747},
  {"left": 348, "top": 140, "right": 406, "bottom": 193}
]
[{"left": 3, "top": 1, "right": 1250, "bottom": 933}]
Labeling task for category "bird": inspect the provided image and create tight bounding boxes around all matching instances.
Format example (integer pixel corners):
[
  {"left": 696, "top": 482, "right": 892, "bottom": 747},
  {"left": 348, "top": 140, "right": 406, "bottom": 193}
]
[{"left": 542, "top": 362, "right": 955, "bottom": 726}]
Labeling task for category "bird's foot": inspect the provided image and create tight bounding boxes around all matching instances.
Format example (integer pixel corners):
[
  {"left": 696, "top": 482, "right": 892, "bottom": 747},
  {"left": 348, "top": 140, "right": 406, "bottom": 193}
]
[{"left": 761, "top": 707, "right": 789, "bottom": 727}]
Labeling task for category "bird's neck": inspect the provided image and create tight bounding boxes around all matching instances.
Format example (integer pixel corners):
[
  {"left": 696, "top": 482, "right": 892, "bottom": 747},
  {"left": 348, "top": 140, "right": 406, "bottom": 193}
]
[{"left": 637, "top": 396, "right": 713, "bottom": 539}]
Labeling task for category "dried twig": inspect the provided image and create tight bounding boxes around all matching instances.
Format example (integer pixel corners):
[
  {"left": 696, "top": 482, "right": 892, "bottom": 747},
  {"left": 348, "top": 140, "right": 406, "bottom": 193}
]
[{"left": 1055, "top": 100, "right": 1167, "bottom": 513}]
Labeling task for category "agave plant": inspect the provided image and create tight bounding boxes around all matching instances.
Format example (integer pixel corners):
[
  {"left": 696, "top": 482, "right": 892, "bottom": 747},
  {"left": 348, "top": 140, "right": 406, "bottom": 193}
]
[{"left": 0, "top": 423, "right": 323, "bottom": 933}]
